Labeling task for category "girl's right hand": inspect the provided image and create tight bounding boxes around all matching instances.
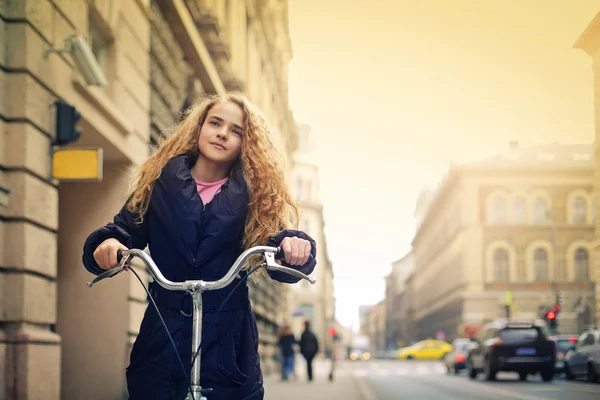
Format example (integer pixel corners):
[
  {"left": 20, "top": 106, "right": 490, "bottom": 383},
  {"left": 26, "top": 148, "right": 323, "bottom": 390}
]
[{"left": 93, "top": 238, "right": 128, "bottom": 270}]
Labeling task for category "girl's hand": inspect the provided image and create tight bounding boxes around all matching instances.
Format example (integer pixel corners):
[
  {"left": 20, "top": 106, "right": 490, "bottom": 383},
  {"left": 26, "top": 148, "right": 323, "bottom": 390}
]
[
  {"left": 280, "top": 236, "right": 311, "bottom": 266},
  {"left": 93, "top": 238, "right": 128, "bottom": 270}
]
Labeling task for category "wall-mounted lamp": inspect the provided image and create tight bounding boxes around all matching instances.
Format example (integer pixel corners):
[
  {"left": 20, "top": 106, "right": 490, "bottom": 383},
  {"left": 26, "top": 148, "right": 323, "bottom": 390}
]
[{"left": 44, "top": 34, "right": 108, "bottom": 87}]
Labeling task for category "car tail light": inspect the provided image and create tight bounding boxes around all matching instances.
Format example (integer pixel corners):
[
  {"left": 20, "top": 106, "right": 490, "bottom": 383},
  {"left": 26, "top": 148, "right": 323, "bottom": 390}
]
[
  {"left": 568, "top": 337, "right": 577, "bottom": 343},
  {"left": 491, "top": 339, "right": 503, "bottom": 350},
  {"left": 455, "top": 354, "right": 465, "bottom": 363}
]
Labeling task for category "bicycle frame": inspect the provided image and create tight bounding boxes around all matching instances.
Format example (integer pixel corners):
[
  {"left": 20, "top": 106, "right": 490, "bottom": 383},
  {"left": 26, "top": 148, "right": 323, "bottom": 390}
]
[{"left": 87, "top": 246, "right": 315, "bottom": 400}]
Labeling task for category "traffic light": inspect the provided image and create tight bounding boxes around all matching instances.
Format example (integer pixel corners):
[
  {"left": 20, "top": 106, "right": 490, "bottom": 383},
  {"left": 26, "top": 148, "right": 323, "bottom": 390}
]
[
  {"left": 328, "top": 328, "right": 336, "bottom": 337},
  {"left": 55, "top": 101, "right": 81, "bottom": 145},
  {"left": 545, "top": 310, "right": 557, "bottom": 330}
]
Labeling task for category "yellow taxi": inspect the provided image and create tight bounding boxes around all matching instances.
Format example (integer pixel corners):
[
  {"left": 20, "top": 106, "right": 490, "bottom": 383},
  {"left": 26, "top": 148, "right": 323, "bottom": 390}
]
[{"left": 396, "top": 339, "right": 453, "bottom": 360}]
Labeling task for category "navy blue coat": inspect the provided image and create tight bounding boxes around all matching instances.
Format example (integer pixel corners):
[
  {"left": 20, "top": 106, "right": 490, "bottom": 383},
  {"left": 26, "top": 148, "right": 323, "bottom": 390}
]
[{"left": 82, "top": 155, "right": 316, "bottom": 400}]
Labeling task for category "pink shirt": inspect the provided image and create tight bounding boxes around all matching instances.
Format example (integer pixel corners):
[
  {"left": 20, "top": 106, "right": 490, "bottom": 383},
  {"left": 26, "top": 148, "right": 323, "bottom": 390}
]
[{"left": 195, "top": 177, "right": 228, "bottom": 205}]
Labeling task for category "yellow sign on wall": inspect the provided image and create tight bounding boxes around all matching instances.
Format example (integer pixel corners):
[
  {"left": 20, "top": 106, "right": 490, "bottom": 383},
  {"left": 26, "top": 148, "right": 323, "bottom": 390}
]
[{"left": 52, "top": 147, "right": 103, "bottom": 181}]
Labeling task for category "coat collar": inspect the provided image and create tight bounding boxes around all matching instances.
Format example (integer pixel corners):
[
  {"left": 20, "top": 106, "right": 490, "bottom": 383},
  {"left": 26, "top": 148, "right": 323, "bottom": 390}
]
[{"left": 150, "top": 155, "right": 249, "bottom": 268}]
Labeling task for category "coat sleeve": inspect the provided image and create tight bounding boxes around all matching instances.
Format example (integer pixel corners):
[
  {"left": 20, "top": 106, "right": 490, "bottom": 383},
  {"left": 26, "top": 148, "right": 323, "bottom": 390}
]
[
  {"left": 82, "top": 204, "right": 149, "bottom": 276},
  {"left": 266, "top": 229, "right": 317, "bottom": 284}
]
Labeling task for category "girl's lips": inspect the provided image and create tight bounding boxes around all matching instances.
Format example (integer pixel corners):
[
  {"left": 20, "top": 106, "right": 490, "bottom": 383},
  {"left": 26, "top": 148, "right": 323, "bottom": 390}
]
[{"left": 211, "top": 143, "right": 226, "bottom": 150}]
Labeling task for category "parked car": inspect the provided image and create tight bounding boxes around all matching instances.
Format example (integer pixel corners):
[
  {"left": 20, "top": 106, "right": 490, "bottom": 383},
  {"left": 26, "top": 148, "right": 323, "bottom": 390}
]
[
  {"left": 564, "top": 329, "right": 600, "bottom": 383},
  {"left": 466, "top": 319, "right": 556, "bottom": 381},
  {"left": 397, "top": 339, "right": 453, "bottom": 360},
  {"left": 444, "top": 338, "right": 476, "bottom": 374},
  {"left": 549, "top": 334, "right": 578, "bottom": 373}
]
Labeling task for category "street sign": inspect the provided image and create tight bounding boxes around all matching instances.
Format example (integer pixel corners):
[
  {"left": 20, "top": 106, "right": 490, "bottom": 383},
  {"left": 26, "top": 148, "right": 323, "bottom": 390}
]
[{"left": 52, "top": 147, "right": 103, "bottom": 181}]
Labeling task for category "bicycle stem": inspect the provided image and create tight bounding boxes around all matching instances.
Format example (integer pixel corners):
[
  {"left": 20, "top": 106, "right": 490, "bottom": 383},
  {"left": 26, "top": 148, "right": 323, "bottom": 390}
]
[{"left": 189, "top": 290, "right": 206, "bottom": 400}]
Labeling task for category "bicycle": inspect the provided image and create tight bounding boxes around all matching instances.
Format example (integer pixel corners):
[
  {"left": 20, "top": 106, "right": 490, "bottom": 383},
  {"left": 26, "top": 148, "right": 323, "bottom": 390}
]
[{"left": 87, "top": 245, "right": 316, "bottom": 400}]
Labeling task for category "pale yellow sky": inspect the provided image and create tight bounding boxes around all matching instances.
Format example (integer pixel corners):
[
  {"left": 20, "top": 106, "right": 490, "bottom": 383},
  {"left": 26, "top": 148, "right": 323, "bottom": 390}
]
[{"left": 287, "top": 0, "right": 599, "bottom": 328}]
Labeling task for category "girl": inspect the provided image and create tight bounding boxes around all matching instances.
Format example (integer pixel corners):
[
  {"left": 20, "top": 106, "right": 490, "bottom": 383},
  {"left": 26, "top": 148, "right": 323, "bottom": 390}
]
[{"left": 82, "top": 92, "right": 316, "bottom": 400}]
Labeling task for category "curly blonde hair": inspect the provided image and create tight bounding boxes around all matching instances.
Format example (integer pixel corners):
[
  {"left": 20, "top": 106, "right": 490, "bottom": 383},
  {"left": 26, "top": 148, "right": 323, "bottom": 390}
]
[{"left": 126, "top": 92, "right": 299, "bottom": 252}]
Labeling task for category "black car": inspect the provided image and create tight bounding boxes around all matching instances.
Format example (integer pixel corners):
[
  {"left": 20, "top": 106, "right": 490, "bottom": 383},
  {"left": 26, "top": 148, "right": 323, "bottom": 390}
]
[{"left": 466, "top": 319, "right": 556, "bottom": 381}]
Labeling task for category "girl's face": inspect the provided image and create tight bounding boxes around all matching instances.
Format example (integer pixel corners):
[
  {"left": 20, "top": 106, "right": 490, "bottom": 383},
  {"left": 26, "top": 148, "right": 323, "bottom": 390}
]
[{"left": 198, "top": 101, "right": 244, "bottom": 165}]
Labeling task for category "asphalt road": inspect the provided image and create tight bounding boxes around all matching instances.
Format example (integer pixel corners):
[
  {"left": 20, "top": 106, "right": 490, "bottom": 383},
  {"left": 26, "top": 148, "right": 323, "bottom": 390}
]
[{"left": 343, "top": 359, "right": 600, "bottom": 400}]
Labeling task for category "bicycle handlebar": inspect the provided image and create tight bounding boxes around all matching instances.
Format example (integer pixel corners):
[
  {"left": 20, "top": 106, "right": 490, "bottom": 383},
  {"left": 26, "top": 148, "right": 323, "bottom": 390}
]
[{"left": 87, "top": 245, "right": 316, "bottom": 290}]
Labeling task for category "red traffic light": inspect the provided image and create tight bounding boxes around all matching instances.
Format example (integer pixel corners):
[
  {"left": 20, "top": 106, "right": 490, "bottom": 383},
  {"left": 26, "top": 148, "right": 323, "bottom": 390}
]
[
  {"left": 553, "top": 304, "right": 561, "bottom": 312},
  {"left": 328, "top": 328, "right": 336, "bottom": 336},
  {"left": 546, "top": 311, "right": 556, "bottom": 320}
]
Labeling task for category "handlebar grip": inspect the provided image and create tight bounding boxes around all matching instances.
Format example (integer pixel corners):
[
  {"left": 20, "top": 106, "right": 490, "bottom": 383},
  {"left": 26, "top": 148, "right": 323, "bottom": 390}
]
[
  {"left": 117, "top": 249, "right": 124, "bottom": 263},
  {"left": 275, "top": 246, "right": 285, "bottom": 260}
]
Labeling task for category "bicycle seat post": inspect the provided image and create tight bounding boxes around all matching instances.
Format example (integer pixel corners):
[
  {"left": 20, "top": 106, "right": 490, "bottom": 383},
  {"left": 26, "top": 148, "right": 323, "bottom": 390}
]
[{"left": 188, "top": 288, "right": 210, "bottom": 400}]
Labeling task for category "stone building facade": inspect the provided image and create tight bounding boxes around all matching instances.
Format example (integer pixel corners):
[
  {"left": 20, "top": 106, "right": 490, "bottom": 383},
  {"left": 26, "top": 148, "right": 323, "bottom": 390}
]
[
  {"left": 574, "top": 9, "right": 600, "bottom": 331},
  {"left": 384, "top": 252, "right": 414, "bottom": 348},
  {"left": 0, "top": 0, "right": 299, "bottom": 398},
  {"left": 289, "top": 123, "right": 335, "bottom": 352},
  {"left": 411, "top": 144, "right": 597, "bottom": 343}
]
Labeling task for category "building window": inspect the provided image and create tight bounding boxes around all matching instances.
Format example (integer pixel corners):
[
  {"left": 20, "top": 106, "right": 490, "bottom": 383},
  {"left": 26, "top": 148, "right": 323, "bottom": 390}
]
[
  {"left": 532, "top": 197, "right": 549, "bottom": 224},
  {"left": 574, "top": 248, "right": 589, "bottom": 281},
  {"left": 490, "top": 197, "right": 507, "bottom": 224},
  {"left": 574, "top": 153, "right": 591, "bottom": 161},
  {"left": 534, "top": 248, "right": 548, "bottom": 281},
  {"left": 538, "top": 153, "right": 555, "bottom": 161},
  {"left": 512, "top": 197, "right": 527, "bottom": 224},
  {"left": 572, "top": 197, "right": 587, "bottom": 224},
  {"left": 89, "top": 20, "right": 109, "bottom": 82},
  {"left": 493, "top": 249, "right": 509, "bottom": 282}
]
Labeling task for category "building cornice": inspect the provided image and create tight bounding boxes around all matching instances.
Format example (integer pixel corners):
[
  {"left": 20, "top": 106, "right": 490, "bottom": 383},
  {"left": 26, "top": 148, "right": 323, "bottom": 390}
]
[
  {"left": 158, "top": 0, "right": 226, "bottom": 94},
  {"left": 573, "top": 11, "right": 600, "bottom": 56}
]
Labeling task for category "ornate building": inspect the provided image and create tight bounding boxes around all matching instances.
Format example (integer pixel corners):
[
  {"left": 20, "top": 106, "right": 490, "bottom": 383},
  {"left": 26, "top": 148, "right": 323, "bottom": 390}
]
[
  {"left": 289, "top": 123, "right": 335, "bottom": 352},
  {"left": 574, "top": 9, "right": 600, "bottom": 331},
  {"left": 384, "top": 252, "right": 414, "bottom": 348},
  {"left": 0, "top": 0, "right": 299, "bottom": 398},
  {"left": 411, "top": 143, "right": 597, "bottom": 342}
]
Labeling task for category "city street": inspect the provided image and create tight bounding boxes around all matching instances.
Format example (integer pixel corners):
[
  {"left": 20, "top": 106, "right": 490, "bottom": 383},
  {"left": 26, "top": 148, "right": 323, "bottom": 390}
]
[
  {"left": 348, "top": 360, "right": 600, "bottom": 400},
  {"left": 264, "top": 358, "right": 600, "bottom": 399}
]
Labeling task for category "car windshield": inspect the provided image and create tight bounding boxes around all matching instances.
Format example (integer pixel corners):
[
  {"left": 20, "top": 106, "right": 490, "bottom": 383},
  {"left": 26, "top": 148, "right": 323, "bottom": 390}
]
[
  {"left": 499, "top": 328, "right": 539, "bottom": 343},
  {"left": 556, "top": 340, "right": 576, "bottom": 351}
]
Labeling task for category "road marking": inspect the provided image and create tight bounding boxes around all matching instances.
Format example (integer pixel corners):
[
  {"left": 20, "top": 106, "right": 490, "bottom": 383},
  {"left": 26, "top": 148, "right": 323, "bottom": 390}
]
[
  {"left": 355, "top": 375, "right": 378, "bottom": 400},
  {"left": 469, "top": 382, "right": 552, "bottom": 400},
  {"left": 567, "top": 385, "right": 600, "bottom": 394}
]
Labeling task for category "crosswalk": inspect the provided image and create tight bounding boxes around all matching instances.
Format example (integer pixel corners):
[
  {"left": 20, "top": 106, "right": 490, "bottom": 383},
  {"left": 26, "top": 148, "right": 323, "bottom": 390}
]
[
  {"left": 342, "top": 362, "right": 448, "bottom": 378},
  {"left": 289, "top": 359, "right": 449, "bottom": 380}
]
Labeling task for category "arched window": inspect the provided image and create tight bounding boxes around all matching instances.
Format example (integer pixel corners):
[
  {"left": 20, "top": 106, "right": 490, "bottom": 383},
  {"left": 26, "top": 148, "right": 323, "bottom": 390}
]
[
  {"left": 574, "top": 248, "right": 589, "bottom": 281},
  {"left": 533, "top": 248, "right": 548, "bottom": 281},
  {"left": 572, "top": 197, "right": 587, "bottom": 224},
  {"left": 512, "top": 197, "right": 527, "bottom": 224},
  {"left": 532, "top": 197, "right": 549, "bottom": 223},
  {"left": 493, "top": 249, "right": 509, "bottom": 281},
  {"left": 490, "top": 197, "right": 507, "bottom": 224}
]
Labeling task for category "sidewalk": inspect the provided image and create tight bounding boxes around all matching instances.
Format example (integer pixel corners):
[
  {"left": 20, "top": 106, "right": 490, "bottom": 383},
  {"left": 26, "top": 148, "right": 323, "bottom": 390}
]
[{"left": 263, "top": 358, "right": 364, "bottom": 400}]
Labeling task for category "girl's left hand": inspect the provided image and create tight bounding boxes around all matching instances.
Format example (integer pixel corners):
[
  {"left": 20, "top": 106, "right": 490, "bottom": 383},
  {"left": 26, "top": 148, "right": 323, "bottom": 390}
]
[{"left": 280, "top": 236, "right": 311, "bottom": 266}]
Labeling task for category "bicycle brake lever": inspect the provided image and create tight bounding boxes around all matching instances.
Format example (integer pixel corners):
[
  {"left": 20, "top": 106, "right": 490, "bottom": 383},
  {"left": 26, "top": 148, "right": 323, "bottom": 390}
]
[
  {"left": 264, "top": 251, "right": 316, "bottom": 284},
  {"left": 87, "top": 267, "right": 126, "bottom": 287}
]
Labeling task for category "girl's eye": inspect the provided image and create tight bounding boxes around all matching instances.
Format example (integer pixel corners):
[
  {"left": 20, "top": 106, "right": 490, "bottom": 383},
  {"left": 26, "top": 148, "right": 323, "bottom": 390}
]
[
  {"left": 233, "top": 130, "right": 242, "bottom": 136},
  {"left": 209, "top": 120, "right": 219, "bottom": 127}
]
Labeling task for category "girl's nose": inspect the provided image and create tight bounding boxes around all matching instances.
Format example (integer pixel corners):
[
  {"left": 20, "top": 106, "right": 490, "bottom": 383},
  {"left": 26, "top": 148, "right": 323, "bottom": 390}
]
[{"left": 217, "top": 128, "right": 228, "bottom": 140}]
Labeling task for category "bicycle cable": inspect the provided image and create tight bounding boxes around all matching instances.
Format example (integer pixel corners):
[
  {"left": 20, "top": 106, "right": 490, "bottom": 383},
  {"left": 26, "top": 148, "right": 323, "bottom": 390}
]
[
  {"left": 129, "top": 267, "right": 196, "bottom": 400},
  {"left": 130, "top": 263, "right": 265, "bottom": 400}
]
